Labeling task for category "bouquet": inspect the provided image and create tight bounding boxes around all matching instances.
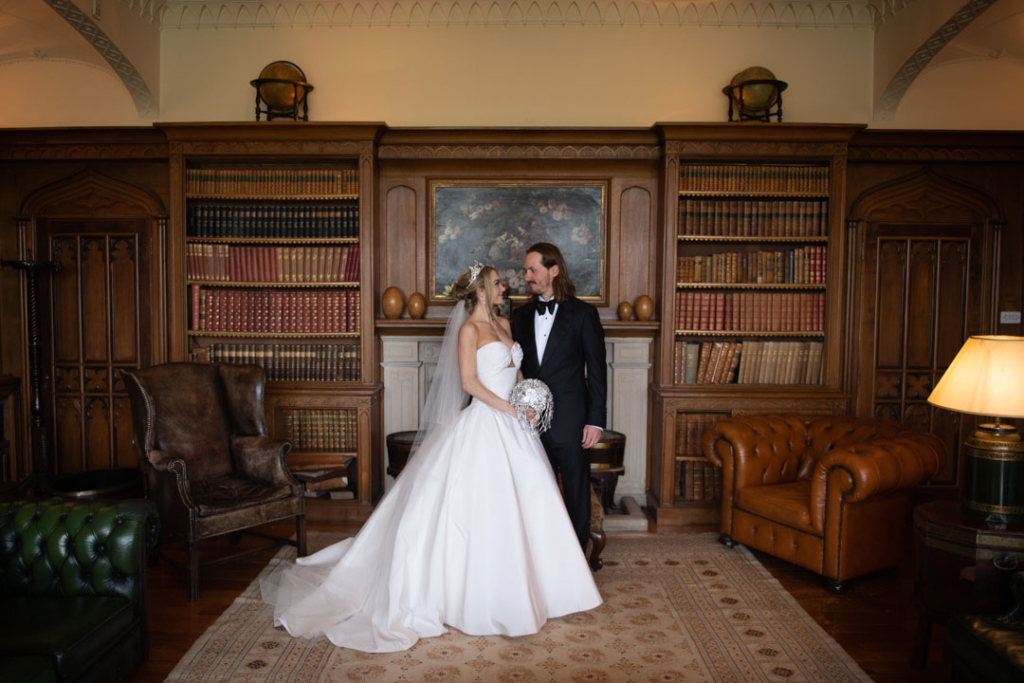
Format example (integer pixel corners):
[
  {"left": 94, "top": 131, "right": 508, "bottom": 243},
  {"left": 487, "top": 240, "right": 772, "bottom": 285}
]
[{"left": 509, "top": 379, "right": 554, "bottom": 436}]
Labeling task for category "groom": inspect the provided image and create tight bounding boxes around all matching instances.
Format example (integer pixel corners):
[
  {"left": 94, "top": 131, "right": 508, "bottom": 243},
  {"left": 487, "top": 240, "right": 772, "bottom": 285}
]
[{"left": 512, "top": 242, "right": 606, "bottom": 552}]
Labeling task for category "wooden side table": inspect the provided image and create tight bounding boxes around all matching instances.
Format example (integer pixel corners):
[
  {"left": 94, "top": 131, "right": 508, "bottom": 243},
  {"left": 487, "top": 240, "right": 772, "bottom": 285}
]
[{"left": 912, "top": 499, "right": 1024, "bottom": 668}]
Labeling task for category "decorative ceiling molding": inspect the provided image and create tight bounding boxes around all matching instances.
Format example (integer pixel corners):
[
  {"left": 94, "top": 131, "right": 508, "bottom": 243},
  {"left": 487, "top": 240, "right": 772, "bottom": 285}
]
[
  {"left": 117, "top": 0, "right": 165, "bottom": 23},
  {"left": 43, "top": 0, "right": 156, "bottom": 116},
  {"left": 157, "top": 1, "right": 895, "bottom": 29},
  {"left": 874, "top": 0, "right": 999, "bottom": 120}
]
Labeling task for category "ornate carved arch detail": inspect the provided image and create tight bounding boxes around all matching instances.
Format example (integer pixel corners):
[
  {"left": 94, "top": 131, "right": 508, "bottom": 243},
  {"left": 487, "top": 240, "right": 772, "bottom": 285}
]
[
  {"left": 848, "top": 168, "right": 1001, "bottom": 224},
  {"left": 19, "top": 169, "right": 166, "bottom": 220}
]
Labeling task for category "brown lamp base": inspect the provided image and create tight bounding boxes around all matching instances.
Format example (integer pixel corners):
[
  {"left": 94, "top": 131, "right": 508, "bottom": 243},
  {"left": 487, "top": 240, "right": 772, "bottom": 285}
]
[{"left": 962, "top": 423, "right": 1024, "bottom": 527}]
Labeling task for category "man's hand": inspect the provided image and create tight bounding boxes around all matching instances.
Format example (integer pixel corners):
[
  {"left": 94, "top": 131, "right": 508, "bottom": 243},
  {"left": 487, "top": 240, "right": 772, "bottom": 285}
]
[{"left": 581, "top": 425, "right": 602, "bottom": 449}]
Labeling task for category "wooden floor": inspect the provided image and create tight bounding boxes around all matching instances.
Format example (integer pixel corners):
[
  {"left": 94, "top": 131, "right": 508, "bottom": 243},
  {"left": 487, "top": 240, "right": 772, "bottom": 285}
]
[{"left": 133, "top": 522, "right": 945, "bottom": 683}]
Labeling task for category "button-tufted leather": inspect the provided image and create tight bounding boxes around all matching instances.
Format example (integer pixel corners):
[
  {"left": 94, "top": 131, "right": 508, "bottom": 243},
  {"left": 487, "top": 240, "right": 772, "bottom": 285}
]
[
  {"left": 705, "top": 414, "right": 946, "bottom": 586},
  {"left": 0, "top": 497, "right": 159, "bottom": 683}
]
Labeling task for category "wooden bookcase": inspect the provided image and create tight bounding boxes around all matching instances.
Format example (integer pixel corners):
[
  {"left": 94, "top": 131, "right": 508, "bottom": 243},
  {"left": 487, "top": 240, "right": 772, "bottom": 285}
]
[
  {"left": 650, "top": 123, "right": 860, "bottom": 531},
  {"left": 161, "top": 123, "right": 384, "bottom": 523}
]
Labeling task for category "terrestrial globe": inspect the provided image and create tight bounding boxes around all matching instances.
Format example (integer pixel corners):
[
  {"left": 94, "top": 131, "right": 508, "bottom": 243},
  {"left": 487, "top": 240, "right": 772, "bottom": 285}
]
[
  {"left": 728, "top": 66, "right": 781, "bottom": 114},
  {"left": 256, "top": 61, "right": 310, "bottom": 110}
]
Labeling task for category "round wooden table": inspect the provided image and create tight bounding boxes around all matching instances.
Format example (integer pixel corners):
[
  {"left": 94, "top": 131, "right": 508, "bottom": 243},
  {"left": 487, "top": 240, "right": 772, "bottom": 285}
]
[{"left": 912, "top": 499, "right": 1024, "bottom": 668}]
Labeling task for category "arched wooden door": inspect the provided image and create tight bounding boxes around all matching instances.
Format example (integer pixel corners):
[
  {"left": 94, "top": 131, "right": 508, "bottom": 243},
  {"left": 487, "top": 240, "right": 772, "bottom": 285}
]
[
  {"left": 18, "top": 170, "right": 167, "bottom": 477},
  {"left": 847, "top": 169, "right": 1002, "bottom": 491}
]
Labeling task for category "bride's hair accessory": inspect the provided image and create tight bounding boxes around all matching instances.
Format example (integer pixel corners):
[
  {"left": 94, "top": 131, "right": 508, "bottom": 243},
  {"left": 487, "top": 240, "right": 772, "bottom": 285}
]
[
  {"left": 509, "top": 379, "right": 554, "bottom": 436},
  {"left": 468, "top": 261, "right": 484, "bottom": 285}
]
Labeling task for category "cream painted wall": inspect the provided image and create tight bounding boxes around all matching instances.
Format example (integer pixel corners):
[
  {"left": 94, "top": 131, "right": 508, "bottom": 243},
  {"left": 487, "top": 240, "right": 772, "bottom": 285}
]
[
  {"left": 880, "top": 58, "right": 1024, "bottom": 130},
  {"left": 0, "top": 59, "right": 142, "bottom": 127},
  {"left": 159, "top": 26, "right": 874, "bottom": 126}
]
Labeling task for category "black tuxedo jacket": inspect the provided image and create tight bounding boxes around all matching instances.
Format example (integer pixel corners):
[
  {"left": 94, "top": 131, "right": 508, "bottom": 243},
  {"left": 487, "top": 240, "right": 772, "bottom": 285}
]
[{"left": 511, "top": 297, "right": 607, "bottom": 444}]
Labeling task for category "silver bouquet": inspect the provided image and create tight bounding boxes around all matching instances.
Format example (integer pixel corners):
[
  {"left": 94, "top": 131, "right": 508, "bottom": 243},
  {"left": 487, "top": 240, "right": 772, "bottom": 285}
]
[{"left": 508, "top": 379, "right": 554, "bottom": 436}]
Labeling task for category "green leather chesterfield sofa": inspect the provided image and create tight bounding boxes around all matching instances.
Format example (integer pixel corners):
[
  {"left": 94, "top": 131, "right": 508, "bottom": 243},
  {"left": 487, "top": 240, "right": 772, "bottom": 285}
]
[{"left": 0, "top": 497, "right": 159, "bottom": 683}]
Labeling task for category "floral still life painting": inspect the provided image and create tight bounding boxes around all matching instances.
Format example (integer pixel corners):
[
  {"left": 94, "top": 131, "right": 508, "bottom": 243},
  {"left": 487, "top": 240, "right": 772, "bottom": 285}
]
[{"left": 431, "top": 183, "right": 606, "bottom": 301}]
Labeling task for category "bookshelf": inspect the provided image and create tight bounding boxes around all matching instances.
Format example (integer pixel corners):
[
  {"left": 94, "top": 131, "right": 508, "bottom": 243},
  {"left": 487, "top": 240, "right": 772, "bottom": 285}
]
[
  {"left": 650, "top": 124, "right": 859, "bottom": 531},
  {"left": 162, "top": 123, "right": 384, "bottom": 523}
]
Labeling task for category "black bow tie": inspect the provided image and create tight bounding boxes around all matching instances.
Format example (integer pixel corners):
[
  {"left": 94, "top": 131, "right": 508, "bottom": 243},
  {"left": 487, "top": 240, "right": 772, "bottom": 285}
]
[{"left": 537, "top": 299, "right": 557, "bottom": 315}]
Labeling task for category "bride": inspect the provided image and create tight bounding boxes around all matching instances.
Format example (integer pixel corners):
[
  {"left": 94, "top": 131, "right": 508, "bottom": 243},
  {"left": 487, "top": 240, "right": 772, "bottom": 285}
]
[{"left": 261, "top": 262, "right": 602, "bottom": 653}]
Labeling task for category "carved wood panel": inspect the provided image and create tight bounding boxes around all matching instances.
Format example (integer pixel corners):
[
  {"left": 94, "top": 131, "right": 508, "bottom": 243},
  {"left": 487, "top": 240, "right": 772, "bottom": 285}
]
[
  {"left": 866, "top": 231, "right": 976, "bottom": 486},
  {"left": 38, "top": 225, "right": 154, "bottom": 476},
  {"left": 850, "top": 169, "right": 1001, "bottom": 493}
]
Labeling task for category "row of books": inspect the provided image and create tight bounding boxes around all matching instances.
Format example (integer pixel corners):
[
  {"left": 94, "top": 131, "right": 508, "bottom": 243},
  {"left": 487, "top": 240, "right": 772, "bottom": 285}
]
[
  {"left": 187, "top": 244, "right": 360, "bottom": 283},
  {"left": 677, "top": 460, "right": 722, "bottom": 502},
  {"left": 675, "top": 412, "right": 728, "bottom": 459},
  {"left": 676, "top": 246, "right": 826, "bottom": 285},
  {"left": 189, "top": 343, "right": 361, "bottom": 382},
  {"left": 678, "top": 164, "right": 829, "bottom": 194},
  {"left": 677, "top": 198, "right": 828, "bottom": 237},
  {"left": 282, "top": 409, "right": 358, "bottom": 452},
  {"left": 186, "top": 168, "right": 359, "bottom": 197},
  {"left": 187, "top": 204, "right": 359, "bottom": 238},
  {"left": 674, "top": 411, "right": 728, "bottom": 502},
  {"left": 674, "top": 292, "right": 825, "bottom": 332},
  {"left": 673, "top": 340, "right": 824, "bottom": 385},
  {"left": 189, "top": 287, "right": 361, "bottom": 333}
]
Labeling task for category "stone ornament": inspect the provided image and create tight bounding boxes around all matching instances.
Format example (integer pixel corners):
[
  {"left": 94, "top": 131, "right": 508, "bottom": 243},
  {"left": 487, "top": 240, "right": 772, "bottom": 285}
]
[{"left": 509, "top": 379, "right": 554, "bottom": 436}]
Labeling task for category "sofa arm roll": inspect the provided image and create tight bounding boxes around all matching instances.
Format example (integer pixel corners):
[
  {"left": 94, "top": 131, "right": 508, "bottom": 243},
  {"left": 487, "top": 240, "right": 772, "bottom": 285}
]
[
  {"left": 809, "top": 432, "right": 946, "bottom": 523},
  {"left": 704, "top": 416, "right": 810, "bottom": 488}
]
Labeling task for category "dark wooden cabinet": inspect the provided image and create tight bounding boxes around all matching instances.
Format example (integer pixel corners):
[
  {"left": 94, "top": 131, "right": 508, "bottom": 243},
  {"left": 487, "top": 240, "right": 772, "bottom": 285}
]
[
  {"left": 159, "top": 123, "right": 385, "bottom": 523},
  {"left": 649, "top": 123, "right": 860, "bottom": 531}
]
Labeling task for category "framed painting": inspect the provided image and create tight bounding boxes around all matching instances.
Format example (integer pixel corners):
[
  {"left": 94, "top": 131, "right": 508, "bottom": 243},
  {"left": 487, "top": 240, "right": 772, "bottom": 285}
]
[{"left": 430, "top": 182, "right": 607, "bottom": 303}]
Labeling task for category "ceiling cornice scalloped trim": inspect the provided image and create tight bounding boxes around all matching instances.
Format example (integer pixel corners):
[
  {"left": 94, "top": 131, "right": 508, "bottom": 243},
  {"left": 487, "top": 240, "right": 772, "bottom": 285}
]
[{"left": 157, "top": 1, "right": 904, "bottom": 30}]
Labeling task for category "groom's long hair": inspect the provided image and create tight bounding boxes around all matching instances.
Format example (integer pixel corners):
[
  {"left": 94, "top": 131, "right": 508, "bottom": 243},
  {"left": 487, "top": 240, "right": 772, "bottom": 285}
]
[{"left": 527, "top": 242, "right": 576, "bottom": 302}]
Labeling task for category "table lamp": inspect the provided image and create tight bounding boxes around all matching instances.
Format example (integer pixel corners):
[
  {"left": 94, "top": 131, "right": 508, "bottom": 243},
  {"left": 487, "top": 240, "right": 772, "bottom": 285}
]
[{"left": 927, "top": 335, "right": 1024, "bottom": 525}]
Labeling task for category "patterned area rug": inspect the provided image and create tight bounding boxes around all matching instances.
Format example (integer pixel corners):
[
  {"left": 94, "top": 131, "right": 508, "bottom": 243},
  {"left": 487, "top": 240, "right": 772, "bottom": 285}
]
[{"left": 164, "top": 532, "right": 872, "bottom": 682}]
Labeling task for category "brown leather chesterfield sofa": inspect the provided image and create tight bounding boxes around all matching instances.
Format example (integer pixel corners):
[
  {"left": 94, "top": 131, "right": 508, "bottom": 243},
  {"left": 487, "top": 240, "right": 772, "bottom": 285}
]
[{"left": 704, "top": 414, "right": 945, "bottom": 591}]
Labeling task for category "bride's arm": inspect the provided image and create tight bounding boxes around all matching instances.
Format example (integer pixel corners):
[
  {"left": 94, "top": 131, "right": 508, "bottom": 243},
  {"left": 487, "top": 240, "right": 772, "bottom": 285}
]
[{"left": 458, "top": 322, "right": 519, "bottom": 418}]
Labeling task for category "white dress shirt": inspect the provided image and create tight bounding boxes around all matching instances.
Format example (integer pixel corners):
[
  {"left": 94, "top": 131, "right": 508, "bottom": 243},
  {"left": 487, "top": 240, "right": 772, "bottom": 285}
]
[{"left": 534, "top": 298, "right": 557, "bottom": 365}]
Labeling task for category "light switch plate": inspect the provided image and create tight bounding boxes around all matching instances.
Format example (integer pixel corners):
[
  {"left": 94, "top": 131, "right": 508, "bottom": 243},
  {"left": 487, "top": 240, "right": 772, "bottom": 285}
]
[{"left": 1000, "top": 311, "right": 1022, "bottom": 324}]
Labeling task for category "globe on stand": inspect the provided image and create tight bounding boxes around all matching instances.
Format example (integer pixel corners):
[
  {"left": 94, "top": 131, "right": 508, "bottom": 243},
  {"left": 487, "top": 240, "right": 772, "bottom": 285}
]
[
  {"left": 723, "top": 66, "right": 788, "bottom": 122},
  {"left": 250, "top": 61, "right": 314, "bottom": 121}
]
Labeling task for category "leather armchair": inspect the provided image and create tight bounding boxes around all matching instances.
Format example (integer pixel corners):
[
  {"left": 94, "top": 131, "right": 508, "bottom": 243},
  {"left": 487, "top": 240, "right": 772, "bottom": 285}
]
[
  {"left": 704, "top": 414, "right": 945, "bottom": 590},
  {"left": 0, "top": 497, "right": 159, "bottom": 683},
  {"left": 123, "top": 362, "right": 307, "bottom": 601}
]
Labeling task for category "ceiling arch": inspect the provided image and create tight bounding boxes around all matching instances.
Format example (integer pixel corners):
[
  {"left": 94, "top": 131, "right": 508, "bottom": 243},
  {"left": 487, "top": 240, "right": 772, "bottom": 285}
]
[{"left": 42, "top": 0, "right": 156, "bottom": 116}]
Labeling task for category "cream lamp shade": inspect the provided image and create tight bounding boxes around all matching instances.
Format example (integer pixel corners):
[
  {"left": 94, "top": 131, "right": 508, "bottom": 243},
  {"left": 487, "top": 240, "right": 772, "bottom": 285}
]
[{"left": 927, "top": 335, "right": 1024, "bottom": 419}]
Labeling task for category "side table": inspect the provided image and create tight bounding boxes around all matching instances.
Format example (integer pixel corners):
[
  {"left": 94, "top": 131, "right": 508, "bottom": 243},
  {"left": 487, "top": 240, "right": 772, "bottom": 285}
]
[{"left": 912, "top": 499, "right": 1024, "bottom": 669}]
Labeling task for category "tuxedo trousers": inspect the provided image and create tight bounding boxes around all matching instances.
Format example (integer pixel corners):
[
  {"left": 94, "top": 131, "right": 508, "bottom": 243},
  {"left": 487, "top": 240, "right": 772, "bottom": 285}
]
[{"left": 540, "top": 432, "right": 591, "bottom": 551}]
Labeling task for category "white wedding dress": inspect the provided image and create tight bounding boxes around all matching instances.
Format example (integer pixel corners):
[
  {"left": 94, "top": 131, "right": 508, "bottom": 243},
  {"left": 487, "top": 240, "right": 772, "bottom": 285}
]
[{"left": 261, "top": 340, "right": 602, "bottom": 652}]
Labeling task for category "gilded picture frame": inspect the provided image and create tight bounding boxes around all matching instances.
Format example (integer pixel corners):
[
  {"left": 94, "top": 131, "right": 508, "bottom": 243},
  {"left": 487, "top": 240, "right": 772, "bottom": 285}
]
[{"left": 430, "top": 182, "right": 607, "bottom": 303}]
